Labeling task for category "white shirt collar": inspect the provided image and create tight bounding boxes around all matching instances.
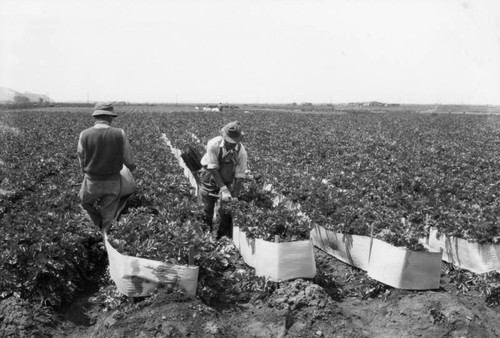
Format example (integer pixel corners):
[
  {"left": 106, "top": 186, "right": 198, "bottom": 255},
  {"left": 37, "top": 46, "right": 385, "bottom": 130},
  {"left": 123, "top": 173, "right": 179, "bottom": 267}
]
[{"left": 93, "top": 120, "right": 111, "bottom": 128}]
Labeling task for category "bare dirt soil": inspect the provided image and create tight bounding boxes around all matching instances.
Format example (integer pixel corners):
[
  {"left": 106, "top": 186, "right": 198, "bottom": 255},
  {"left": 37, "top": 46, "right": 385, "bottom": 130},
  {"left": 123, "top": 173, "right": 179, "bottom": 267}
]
[{"left": 2, "top": 248, "right": 500, "bottom": 338}]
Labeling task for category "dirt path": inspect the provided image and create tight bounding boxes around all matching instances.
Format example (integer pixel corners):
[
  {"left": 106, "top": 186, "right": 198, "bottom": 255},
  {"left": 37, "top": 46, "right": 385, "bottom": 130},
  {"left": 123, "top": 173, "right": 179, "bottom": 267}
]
[{"left": 3, "top": 249, "right": 500, "bottom": 337}]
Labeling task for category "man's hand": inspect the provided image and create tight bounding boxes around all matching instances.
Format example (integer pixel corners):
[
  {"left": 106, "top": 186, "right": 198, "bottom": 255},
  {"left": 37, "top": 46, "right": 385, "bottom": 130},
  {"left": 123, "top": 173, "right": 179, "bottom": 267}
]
[{"left": 220, "top": 186, "right": 232, "bottom": 201}]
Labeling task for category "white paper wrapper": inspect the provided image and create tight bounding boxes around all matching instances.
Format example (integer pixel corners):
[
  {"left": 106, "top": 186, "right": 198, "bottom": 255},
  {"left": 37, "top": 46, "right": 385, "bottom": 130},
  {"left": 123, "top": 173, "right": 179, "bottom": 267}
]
[
  {"left": 311, "top": 225, "right": 442, "bottom": 290},
  {"left": 105, "top": 235, "right": 199, "bottom": 297},
  {"left": 233, "top": 226, "right": 316, "bottom": 282},
  {"left": 427, "top": 227, "right": 500, "bottom": 274}
]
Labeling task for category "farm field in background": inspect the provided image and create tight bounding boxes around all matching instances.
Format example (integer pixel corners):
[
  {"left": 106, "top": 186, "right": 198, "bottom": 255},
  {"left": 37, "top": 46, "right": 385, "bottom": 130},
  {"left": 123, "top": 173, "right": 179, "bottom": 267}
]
[{"left": 1, "top": 105, "right": 500, "bottom": 337}]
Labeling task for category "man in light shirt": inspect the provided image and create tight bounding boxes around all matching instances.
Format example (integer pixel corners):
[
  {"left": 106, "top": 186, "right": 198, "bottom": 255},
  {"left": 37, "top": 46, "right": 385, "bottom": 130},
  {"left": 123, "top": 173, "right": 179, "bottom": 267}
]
[
  {"left": 77, "top": 102, "right": 136, "bottom": 232},
  {"left": 199, "top": 121, "right": 248, "bottom": 239}
]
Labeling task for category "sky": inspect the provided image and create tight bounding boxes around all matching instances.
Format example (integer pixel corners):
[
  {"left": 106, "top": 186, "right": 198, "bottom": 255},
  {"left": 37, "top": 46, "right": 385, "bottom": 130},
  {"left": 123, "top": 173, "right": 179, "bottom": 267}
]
[{"left": 1, "top": 0, "right": 500, "bottom": 105}]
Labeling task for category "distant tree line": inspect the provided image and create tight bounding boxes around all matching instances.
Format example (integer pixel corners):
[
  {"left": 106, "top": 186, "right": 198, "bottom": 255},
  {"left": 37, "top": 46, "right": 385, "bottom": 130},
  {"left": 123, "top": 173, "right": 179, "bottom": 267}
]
[
  {"left": 1, "top": 96, "right": 100, "bottom": 110},
  {"left": 1, "top": 95, "right": 55, "bottom": 110}
]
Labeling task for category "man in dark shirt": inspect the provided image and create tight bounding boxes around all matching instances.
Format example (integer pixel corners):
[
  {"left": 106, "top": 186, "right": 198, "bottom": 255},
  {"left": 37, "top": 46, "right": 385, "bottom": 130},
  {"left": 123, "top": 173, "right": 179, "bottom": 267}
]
[{"left": 77, "top": 102, "right": 136, "bottom": 232}]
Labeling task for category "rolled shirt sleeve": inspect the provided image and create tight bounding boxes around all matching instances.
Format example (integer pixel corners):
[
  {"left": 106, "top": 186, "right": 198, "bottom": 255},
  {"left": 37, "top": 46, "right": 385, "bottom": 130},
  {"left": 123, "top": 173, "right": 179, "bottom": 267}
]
[
  {"left": 77, "top": 131, "right": 84, "bottom": 170},
  {"left": 122, "top": 130, "right": 136, "bottom": 171},
  {"left": 200, "top": 137, "right": 222, "bottom": 170}
]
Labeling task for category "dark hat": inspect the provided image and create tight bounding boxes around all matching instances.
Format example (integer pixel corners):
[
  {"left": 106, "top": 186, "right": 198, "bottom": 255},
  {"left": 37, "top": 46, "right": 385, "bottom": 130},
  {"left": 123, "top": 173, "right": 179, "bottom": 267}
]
[
  {"left": 221, "top": 121, "right": 244, "bottom": 143},
  {"left": 92, "top": 102, "right": 117, "bottom": 117}
]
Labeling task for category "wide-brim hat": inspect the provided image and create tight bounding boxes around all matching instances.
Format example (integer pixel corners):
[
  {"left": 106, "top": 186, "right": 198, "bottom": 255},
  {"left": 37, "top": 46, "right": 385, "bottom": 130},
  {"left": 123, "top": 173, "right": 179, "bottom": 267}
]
[
  {"left": 221, "top": 121, "right": 244, "bottom": 143},
  {"left": 92, "top": 102, "right": 117, "bottom": 117}
]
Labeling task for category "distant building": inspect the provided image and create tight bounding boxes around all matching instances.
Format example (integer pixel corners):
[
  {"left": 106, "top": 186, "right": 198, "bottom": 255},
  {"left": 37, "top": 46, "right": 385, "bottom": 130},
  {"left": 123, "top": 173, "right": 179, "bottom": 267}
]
[
  {"left": 347, "top": 101, "right": 388, "bottom": 107},
  {"left": 202, "top": 104, "right": 239, "bottom": 112},
  {"left": 362, "top": 101, "right": 385, "bottom": 107}
]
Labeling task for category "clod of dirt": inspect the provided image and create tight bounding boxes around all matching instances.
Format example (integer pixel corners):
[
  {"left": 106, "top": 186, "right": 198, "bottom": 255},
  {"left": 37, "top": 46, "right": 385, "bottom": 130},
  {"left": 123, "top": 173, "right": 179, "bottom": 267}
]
[
  {"left": 267, "top": 279, "right": 336, "bottom": 311},
  {"left": 0, "top": 296, "right": 58, "bottom": 337}
]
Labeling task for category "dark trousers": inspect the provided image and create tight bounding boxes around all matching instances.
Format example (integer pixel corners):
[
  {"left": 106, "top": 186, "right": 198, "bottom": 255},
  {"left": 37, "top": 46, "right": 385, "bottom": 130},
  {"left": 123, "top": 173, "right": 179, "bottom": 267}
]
[
  {"left": 201, "top": 193, "right": 233, "bottom": 239},
  {"left": 79, "top": 176, "right": 120, "bottom": 231},
  {"left": 201, "top": 193, "right": 218, "bottom": 231}
]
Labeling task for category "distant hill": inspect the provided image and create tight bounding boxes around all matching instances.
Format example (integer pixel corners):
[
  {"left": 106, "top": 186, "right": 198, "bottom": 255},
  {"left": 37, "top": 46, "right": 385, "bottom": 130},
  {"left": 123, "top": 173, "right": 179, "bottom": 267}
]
[{"left": 0, "top": 86, "right": 53, "bottom": 103}]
